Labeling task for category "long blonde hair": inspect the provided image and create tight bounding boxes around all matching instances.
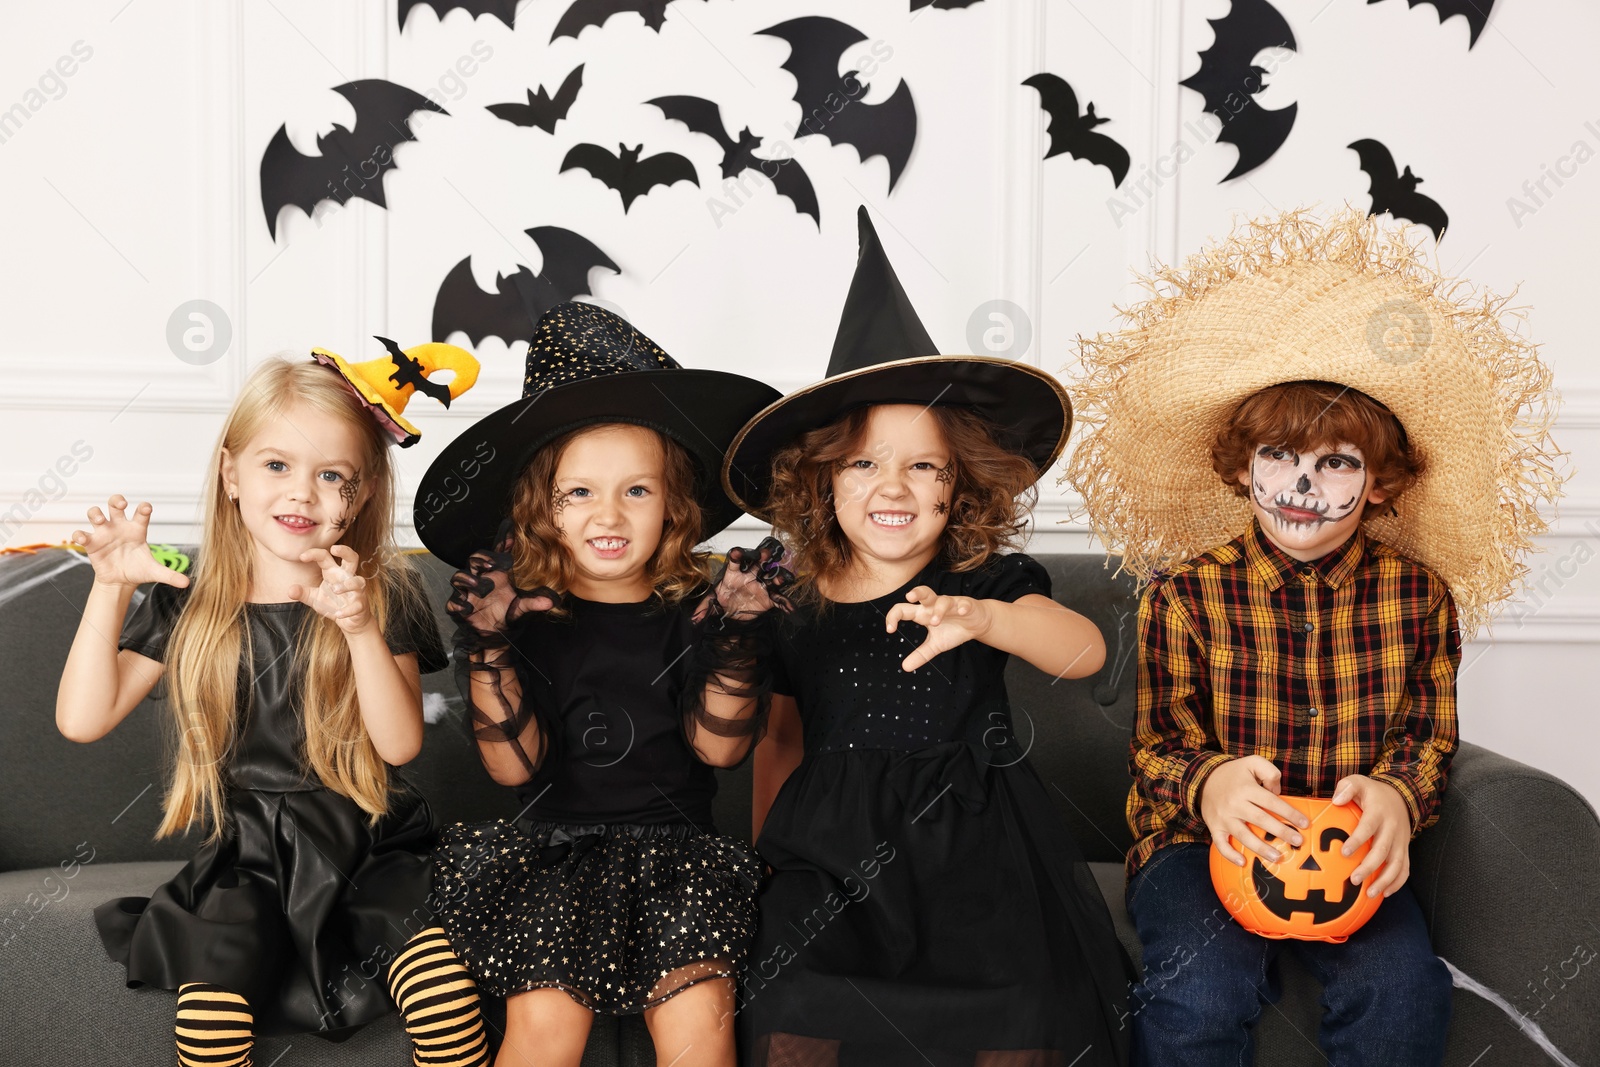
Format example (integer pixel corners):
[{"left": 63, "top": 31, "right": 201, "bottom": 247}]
[{"left": 157, "top": 358, "right": 425, "bottom": 839}]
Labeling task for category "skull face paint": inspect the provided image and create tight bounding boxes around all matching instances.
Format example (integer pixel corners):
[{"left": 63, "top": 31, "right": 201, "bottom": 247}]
[{"left": 1240, "top": 443, "right": 1385, "bottom": 561}]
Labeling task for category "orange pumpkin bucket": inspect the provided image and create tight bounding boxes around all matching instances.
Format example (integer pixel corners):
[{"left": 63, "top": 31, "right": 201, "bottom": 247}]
[{"left": 1209, "top": 795, "right": 1385, "bottom": 943}]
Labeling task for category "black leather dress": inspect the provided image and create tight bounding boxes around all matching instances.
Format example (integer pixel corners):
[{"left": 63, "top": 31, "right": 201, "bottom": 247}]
[{"left": 94, "top": 573, "right": 447, "bottom": 1039}]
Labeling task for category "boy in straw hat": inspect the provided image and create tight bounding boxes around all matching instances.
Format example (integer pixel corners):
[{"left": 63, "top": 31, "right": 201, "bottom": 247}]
[{"left": 1064, "top": 207, "right": 1563, "bottom": 1065}]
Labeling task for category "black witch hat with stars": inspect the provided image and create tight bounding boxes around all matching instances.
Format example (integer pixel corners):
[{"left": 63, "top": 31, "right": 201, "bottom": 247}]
[
  {"left": 416, "top": 301, "right": 779, "bottom": 569},
  {"left": 722, "top": 206, "right": 1071, "bottom": 519}
]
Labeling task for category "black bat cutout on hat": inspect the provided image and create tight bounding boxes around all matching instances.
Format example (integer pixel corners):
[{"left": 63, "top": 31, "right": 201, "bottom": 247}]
[
  {"left": 560, "top": 142, "right": 699, "bottom": 212},
  {"left": 487, "top": 66, "right": 584, "bottom": 134},
  {"left": 1180, "top": 0, "right": 1298, "bottom": 182},
  {"left": 647, "top": 95, "right": 821, "bottom": 227},
  {"left": 398, "top": 0, "right": 518, "bottom": 30},
  {"left": 758, "top": 17, "right": 917, "bottom": 193},
  {"left": 1023, "top": 74, "right": 1130, "bottom": 187},
  {"left": 431, "top": 226, "right": 620, "bottom": 348},
  {"left": 260, "top": 80, "right": 447, "bottom": 240},
  {"left": 376, "top": 337, "right": 455, "bottom": 408},
  {"left": 1349, "top": 139, "right": 1449, "bottom": 241},
  {"left": 551, "top": 0, "right": 705, "bottom": 41},
  {"left": 1366, "top": 0, "right": 1494, "bottom": 48}
]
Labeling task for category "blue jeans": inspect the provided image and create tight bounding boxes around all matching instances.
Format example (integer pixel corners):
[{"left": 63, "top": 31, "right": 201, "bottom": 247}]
[{"left": 1125, "top": 843, "right": 1451, "bottom": 1067}]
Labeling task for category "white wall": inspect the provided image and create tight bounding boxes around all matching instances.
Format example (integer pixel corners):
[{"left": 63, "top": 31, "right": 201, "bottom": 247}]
[{"left": 3, "top": 0, "right": 1598, "bottom": 805}]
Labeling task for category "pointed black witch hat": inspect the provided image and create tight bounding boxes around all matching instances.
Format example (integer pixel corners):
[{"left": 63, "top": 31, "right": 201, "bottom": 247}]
[
  {"left": 415, "top": 301, "right": 779, "bottom": 569},
  {"left": 722, "top": 206, "right": 1071, "bottom": 518}
]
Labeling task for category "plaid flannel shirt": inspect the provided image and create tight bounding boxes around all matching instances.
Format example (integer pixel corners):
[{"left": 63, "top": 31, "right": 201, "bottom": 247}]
[{"left": 1126, "top": 517, "right": 1461, "bottom": 878}]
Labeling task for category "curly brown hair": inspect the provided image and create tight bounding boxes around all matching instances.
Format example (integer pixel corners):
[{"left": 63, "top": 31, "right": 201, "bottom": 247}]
[
  {"left": 507, "top": 423, "right": 711, "bottom": 610},
  {"left": 1211, "top": 380, "right": 1424, "bottom": 516},
  {"left": 766, "top": 404, "right": 1039, "bottom": 599}
]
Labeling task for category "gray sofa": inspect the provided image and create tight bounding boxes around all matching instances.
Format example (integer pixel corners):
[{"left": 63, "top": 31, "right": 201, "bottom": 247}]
[{"left": 3, "top": 545, "right": 1596, "bottom": 1066}]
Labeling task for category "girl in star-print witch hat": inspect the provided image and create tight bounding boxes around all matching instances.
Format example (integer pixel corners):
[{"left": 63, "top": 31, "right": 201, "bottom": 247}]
[
  {"left": 417, "top": 300, "right": 794, "bottom": 1067},
  {"left": 726, "top": 208, "right": 1134, "bottom": 1066}
]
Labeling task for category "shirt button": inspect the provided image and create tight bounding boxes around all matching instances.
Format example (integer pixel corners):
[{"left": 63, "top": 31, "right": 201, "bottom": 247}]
[
  {"left": 1302, "top": 622, "right": 1314, "bottom": 632},
  {"left": 1307, "top": 707, "right": 1319, "bottom": 717}
]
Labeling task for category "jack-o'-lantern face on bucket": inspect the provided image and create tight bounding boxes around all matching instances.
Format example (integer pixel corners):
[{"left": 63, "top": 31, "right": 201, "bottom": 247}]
[{"left": 1209, "top": 796, "right": 1385, "bottom": 942}]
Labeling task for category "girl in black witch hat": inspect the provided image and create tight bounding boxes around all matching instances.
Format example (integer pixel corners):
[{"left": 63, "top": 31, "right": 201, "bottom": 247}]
[
  {"left": 416, "top": 302, "right": 789, "bottom": 1067},
  {"left": 725, "top": 209, "right": 1133, "bottom": 1066}
]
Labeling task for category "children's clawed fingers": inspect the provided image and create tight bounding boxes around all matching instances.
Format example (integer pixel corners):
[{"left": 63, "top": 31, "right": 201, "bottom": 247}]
[{"left": 329, "top": 544, "right": 360, "bottom": 574}]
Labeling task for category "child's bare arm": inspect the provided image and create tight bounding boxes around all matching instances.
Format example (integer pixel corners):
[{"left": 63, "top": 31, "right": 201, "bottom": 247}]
[
  {"left": 887, "top": 587, "right": 1106, "bottom": 678},
  {"left": 57, "top": 584, "right": 164, "bottom": 742},
  {"left": 752, "top": 694, "right": 803, "bottom": 841},
  {"left": 974, "top": 594, "right": 1107, "bottom": 678}
]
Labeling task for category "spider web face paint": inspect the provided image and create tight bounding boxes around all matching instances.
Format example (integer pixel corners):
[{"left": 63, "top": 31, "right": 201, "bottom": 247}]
[{"left": 333, "top": 470, "right": 362, "bottom": 532}]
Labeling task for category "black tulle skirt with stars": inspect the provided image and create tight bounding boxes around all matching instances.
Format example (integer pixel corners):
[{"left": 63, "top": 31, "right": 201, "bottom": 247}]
[{"left": 432, "top": 818, "right": 762, "bottom": 1014}]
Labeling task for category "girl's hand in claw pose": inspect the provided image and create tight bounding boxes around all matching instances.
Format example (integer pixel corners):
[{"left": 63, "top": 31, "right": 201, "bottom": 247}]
[
  {"left": 71, "top": 494, "right": 190, "bottom": 590},
  {"left": 886, "top": 586, "right": 994, "bottom": 671},
  {"left": 292, "top": 546, "right": 372, "bottom": 636},
  {"left": 696, "top": 537, "right": 796, "bottom": 624}
]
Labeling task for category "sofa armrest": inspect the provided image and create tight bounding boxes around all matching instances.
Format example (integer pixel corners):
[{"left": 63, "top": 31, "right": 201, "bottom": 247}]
[{"left": 1410, "top": 740, "right": 1600, "bottom": 1064}]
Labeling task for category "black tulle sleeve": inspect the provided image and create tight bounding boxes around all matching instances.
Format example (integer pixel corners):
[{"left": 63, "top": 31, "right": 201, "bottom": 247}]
[{"left": 680, "top": 596, "right": 778, "bottom": 768}]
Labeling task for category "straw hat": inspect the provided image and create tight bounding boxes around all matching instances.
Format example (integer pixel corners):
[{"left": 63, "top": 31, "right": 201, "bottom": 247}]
[{"left": 1063, "top": 207, "right": 1565, "bottom": 636}]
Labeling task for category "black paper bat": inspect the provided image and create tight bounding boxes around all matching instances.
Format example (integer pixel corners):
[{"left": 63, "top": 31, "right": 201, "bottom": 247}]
[
  {"left": 487, "top": 66, "right": 584, "bottom": 134},
  {"left": 378, "top": 337, "right": 456, "bottom": 407},
  {"left": 1349, "top": 139, "right": 1449, "bottom": 241},
  {"left": 398, "top": 0, "right": 518, "bottom": 30},
  {"left": 1366, "top": 0, "right": 1493, "bottom": 48},
  {"left": 911, "top": 0, "right": 985, "bottom": 8},
  {"left": 1022, "top": 74, "right": 1130, "bottom": 187},
  {"left": 551, "top": 0, "right": 705, "bottom": 41},
  {"left": 260, "top": 80, "right": 447, "bottom": 240},
  {"left": 1179, "top": 0, "right": 1298, "bottom": 182},
  {"left": 431, "top": 226, "right": 620, "bottom": 348},
  {"left": 758, "top": 17, "right": 917, "bottom": 192},
  {"left": 647, "top": 95, "right": 821, "bottom": 227},
  {"left": 560, "top": 142, "right": 699, "bottom": 212}
]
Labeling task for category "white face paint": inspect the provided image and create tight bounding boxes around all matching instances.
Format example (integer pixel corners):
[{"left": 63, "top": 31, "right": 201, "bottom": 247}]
[{"left": 1238, "top": 442, "right": 1386, "bottom": 562}]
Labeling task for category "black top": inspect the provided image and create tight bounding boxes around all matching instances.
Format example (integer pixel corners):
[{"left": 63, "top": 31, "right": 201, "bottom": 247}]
[
  {"left": 118, "top": 565, "right": 448, "bottom": 792},
  {"left": 504, "top": 592, "right": 716, "bottom": 828},
  {"left": 770, "top": 552, "right": 1052, "bottom": 754}
]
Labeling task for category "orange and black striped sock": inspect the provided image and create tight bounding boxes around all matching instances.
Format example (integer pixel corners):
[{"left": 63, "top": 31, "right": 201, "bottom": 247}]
[
  {"left": 388, "top": 927, "right": 491, "bottom": 1067},
  {"left": 175, "top": 982, "right": 254, "bottom": 1067}
]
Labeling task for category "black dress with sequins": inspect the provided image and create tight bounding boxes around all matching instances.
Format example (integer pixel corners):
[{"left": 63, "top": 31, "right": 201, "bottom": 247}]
[
  {"left": 742, "top": 553, "right": 1133, "bottom": 1067},
  {"left": 94, "top": 567, "right": 448, "bottom": 1039},
  {"left": 431, "top": 592, "right": 762, "bottom": 1014}
]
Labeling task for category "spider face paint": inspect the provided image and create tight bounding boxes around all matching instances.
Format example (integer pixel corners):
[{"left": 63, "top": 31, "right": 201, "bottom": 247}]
[
  {"left": 1242, "top": 442, "right": 1381, "bottom": 562},
  {"left": 333, "top": 469, "right": 362, "bottom": 532}
]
